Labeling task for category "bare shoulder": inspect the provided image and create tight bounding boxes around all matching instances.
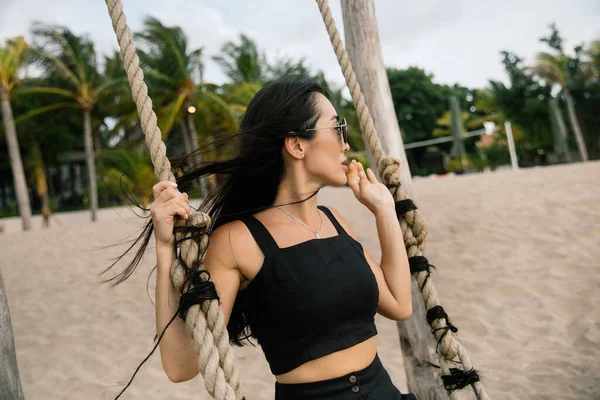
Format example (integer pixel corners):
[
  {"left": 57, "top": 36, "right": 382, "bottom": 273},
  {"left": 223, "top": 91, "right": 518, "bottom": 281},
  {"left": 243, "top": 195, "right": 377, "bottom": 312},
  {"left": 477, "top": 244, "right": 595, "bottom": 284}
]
[
  {"left": 206, "top": 219, "right": 264, "bottom": 283},
  {"left": 207, "top": 220, "right": 249, "bottom": 267},
  {"left": 324, "top": 206, "right": 358, "bottom": 239}
]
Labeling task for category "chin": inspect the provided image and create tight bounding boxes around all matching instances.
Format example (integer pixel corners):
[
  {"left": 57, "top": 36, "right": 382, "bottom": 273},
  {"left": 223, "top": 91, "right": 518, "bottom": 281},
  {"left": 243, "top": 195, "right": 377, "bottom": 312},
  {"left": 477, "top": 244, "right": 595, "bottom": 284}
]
[{"left": 325, "top": 173, "right": 348, "bottom": 188}]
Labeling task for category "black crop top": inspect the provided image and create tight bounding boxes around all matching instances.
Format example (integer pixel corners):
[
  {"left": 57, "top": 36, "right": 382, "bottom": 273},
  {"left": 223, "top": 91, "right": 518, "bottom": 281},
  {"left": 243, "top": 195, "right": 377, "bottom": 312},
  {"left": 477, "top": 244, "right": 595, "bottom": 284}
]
[{"left": 237, "top": 205, "right": 379, "bottom": 375}]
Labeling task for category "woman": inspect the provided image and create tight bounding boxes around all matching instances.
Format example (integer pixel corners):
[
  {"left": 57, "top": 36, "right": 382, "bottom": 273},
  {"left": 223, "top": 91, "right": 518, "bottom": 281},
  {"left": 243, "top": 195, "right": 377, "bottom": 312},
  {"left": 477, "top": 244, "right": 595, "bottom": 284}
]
[{"left": 114, "top": 77, "right": 415, "bottom": 399}]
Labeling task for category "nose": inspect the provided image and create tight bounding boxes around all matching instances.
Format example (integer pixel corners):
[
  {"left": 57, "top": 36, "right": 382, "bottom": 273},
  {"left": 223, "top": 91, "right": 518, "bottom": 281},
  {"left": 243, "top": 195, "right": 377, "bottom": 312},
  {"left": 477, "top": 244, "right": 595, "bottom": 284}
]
[{"left": 343, "top": 142, "right": 350, "bottom": 152}]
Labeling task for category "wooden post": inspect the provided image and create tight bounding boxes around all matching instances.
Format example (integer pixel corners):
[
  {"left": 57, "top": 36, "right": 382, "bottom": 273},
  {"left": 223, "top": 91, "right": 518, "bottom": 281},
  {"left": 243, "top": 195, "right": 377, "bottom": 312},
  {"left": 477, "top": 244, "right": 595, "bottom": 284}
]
[
  {"left": 449, "top": 96, "right": 468, "bottom": 171},
  {"left": 0, "top": 268, "right": 25, "bottom": 400},
  {"left": 504, "top": 122, "right": 520, "bottom": 170},
  {"left": 340, "top": 1, "right": 449, "bottom": 398},
  {"left": 340, "top": 1, "right": 412, "bottom": 189}
]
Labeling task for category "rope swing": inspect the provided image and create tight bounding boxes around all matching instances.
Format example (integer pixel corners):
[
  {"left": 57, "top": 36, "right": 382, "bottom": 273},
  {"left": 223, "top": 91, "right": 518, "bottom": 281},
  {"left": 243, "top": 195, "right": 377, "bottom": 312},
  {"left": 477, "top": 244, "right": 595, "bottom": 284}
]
[
  {"left": 104, "top": 0, "right": 489, "bottom": 398},
  {"left": 104, "top": 1, "right": 242, "bottom": 398},
  {"left": 315, "top": 1, "right": 488, "bottom": 399}
]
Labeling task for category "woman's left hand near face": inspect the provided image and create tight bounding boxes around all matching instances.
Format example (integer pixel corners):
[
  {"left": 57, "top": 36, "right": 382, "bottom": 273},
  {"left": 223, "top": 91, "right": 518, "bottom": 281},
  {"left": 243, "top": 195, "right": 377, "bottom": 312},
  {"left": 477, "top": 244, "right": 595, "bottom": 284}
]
[{"left": 346, "top": 159, "right": 395, "bottom": 214}]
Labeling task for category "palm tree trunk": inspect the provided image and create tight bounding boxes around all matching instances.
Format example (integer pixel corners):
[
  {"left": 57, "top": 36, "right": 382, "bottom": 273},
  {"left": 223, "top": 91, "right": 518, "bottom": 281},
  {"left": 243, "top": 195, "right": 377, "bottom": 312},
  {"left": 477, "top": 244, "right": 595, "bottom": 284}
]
[
  {"left": 563, "top": 92, "right": 589, "bottom": 161},
  {"left": 548, "top": 98, "right": 572, "bottom": 162},
  {"left": 186, "top": 106, "right": 202, "bottom": 166},
  {"left": 0, "top": 86, "right": 32, "bottom": 231},
  {"left": 35, "top": 165, "right": 50, "bottom": 228},
  {"left": 83, "top": 109, "right": 98, "bottom": 221},
  {"left": 94, "top": 131, "right": 102, "bottom": 153},
  {"left": 185, "top": 102, "right": 210, "bottom": 196},
  {"left": 0, "top": 268, "right": 25, "bottom": 400},
  {"left": 179, "top": 121, "right": 193, "bottom": 156}
]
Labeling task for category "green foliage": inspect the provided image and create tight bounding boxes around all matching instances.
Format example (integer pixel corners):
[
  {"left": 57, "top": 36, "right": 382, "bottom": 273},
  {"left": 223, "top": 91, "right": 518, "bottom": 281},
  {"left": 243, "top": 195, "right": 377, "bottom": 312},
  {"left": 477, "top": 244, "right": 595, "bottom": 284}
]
[
  {"left": 446, "top": 152, "right": 488, "bottom": 173},
  {"left": 489, "top": 51, "right": 554, "bottom": 149},
  {"left": 387, "top": 67, "right": 479, "bottom": 174},
  {"left": 213, "top": 34, "right": 267, "bottom": 84},
  {"left": 387, "top": 67, "right": 449, "bottom": 143},
  {"left": 97, "top": 148, "right": 156, "bottom": 207},
  {"left": 0, "top": 37, "right": 28, "bottom": 92},
  {"left": 481, "top": 141, "right": 511, "bottom": 168},
  {"left": 4, "top": 16, "right": 600, "bottom": 218}
]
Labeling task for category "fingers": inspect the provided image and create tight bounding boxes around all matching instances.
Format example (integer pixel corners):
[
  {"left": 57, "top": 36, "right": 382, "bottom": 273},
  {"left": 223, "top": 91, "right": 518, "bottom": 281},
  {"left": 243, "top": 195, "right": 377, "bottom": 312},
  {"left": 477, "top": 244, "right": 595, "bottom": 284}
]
[
  {"left": 358, "top": 164, "right": 369, "bottom": 192},
  {"left": 153, "top": 180, "right": 177, "bottom": 200},
  {"left": 153, "top": 196, "right": 191, "bottom": 220},
  {"left": 347, "top": 160, "right": 376, "bottom": 195},
  {"left": 150, "top": 180, "right": 191, "bottom": 220},
  {"left": 157, "top": 187, "right": 186, "bottom": 204},
  {"left": 167, "top": 203, "right": 190, "bottom": 221},
  {"left": 347, "top": 160, "right": 360, "bottom": 192},
  {"left": 366, "top": 168, "right": 377, "bottom": 184}
]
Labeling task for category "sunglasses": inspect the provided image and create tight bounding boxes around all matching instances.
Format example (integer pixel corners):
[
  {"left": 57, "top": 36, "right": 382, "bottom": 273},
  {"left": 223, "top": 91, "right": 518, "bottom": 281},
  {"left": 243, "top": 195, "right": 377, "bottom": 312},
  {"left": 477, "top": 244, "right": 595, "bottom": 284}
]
[{"left": 296, "top": 118, "right": 348, "bottom": 144}]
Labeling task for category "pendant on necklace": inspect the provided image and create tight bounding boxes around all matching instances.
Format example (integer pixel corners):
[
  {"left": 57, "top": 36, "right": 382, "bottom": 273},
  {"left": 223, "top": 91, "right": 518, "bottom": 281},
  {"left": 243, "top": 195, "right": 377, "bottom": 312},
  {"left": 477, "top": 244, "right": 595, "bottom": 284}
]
[{"left": 315, "top": 233, "right": 320, "bottom": 239}]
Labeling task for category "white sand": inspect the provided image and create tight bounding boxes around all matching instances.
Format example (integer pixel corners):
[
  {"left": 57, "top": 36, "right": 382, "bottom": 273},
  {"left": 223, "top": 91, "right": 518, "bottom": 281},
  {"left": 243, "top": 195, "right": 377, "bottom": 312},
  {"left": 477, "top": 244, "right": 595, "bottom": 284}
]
[{"left": 1, "top": 161, "right": 599, "bottom": 399}]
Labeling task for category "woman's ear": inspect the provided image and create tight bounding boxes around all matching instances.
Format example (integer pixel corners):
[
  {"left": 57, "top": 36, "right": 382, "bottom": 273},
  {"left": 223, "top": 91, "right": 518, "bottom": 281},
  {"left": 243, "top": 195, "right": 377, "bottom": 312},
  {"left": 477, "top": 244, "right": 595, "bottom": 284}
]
[{"left": 283, "top": 135, "right": 305, "bottom": 159}]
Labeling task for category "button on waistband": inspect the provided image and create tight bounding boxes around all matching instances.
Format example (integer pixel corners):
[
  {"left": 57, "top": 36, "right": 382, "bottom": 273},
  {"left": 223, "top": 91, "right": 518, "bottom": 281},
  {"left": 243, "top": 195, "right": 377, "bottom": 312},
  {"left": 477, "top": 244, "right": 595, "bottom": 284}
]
[
  {"left": 351, "top": 385, "right": 360, "bottom": 393},
  {"left": 349, "top": 375, "right": 357, "bottom": 384}
]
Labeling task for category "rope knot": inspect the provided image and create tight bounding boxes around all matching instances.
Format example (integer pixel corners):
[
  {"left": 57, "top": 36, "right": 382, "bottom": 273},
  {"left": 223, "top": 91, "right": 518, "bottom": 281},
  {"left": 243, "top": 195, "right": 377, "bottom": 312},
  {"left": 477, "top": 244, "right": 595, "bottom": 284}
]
[
  {"left": 426, "top": 305, "right": 460, "bottom": 358},
  {"left": 442, "top": 368, "right": 481, "bottom": 392},
  {"left": 178, "top": 269, "right": 219, "bottom": 320},
  {"left": 378, "top": 157, "right": 401, "bottom": 187},
  {"left": 171, "top": 211, "right": 212, "bottom": 294}
]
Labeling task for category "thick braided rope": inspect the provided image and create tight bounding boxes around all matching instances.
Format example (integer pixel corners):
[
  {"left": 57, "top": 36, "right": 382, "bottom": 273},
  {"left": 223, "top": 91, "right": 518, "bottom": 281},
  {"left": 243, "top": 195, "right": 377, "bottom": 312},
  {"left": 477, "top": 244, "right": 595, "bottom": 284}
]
[
  {"left": 316, "top": 1, "right": 489, "bottom": 399},
  {"left": 104, "top": 1, "right": 242, "bottom": 398}
]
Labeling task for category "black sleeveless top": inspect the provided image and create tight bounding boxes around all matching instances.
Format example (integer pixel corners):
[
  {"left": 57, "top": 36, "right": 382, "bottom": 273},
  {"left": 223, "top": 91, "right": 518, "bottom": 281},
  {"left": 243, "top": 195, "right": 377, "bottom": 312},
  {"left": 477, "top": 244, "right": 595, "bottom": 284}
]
[{"left": 238, "top": 205, "right": 379, "bottom": 375}]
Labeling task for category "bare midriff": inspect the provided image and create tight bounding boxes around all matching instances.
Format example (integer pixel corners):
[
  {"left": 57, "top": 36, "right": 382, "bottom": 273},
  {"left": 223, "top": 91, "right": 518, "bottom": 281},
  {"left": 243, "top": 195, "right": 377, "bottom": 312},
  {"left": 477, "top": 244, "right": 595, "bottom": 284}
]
[{"left": 274, "top": 337, "right": 378, "bottom": 384}]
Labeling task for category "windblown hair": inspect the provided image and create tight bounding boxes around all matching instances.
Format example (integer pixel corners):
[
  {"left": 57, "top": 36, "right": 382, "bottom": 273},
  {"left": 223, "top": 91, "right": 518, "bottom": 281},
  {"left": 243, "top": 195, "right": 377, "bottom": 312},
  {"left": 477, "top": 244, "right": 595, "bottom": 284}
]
[{"left": 104, "top": 76, "right": 326, "bottom": 346}]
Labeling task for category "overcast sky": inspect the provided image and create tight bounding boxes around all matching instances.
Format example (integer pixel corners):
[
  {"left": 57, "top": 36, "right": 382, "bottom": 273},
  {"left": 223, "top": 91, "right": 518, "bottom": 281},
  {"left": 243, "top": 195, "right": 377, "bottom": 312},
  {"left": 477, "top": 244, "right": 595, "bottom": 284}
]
[{"left": 1, "top": 0, "right": 599, "bottom": 90}]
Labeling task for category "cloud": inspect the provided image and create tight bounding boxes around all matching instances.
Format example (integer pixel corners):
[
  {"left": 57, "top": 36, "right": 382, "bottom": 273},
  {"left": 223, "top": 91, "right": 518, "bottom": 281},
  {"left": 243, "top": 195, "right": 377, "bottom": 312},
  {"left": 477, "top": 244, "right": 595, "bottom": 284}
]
[{"left": 1, "top": 0, "right": 598, "bottom": 89}]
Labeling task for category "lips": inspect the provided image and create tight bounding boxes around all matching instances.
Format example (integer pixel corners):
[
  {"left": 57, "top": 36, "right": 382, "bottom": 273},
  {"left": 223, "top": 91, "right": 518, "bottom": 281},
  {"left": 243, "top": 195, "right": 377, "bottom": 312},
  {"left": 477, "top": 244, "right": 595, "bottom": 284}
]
[{"left": 341, "top": 159, "right": 348, "bottom": 165}]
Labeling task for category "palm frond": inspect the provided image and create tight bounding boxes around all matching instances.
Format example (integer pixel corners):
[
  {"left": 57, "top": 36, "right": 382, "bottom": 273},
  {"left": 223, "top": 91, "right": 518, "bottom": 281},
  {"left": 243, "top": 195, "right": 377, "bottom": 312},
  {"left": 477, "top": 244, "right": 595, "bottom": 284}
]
[
  {"left": 0, "top": 37, "right": 29, "bottom": 90},
  {"left": 17, "top": 85, "right": 77, "bottom": 100},
  {"left": 531, "top": 52, "right": 568, "bottom": 86},
  {"left": 158, "top": 93, "right": 186, "bottom": 138},
  {"left": 14, "top": 102, "right": 78, "bottom": 124}
]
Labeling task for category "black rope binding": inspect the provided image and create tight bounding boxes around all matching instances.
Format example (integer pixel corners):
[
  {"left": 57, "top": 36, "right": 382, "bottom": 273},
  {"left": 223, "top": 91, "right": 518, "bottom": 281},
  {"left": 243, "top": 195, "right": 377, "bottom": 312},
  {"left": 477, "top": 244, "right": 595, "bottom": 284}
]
[
  {"left": 395, "top": 198, "right": 417, "bottom": 217},
  {"left": 426, "top": 305, "right": 458, "bottom": 351},
  {"left": 442, "top": 368, "right": 481, "bottom": 392},
  {"left": 178, "top": 269, "right": 220, "bottom": 320},
  {"left": 426, "top": 305, "right": 482, "bottom": 395},
  {"left": 409, "top": 255, "right": 436, "bottom": 290},
  {"left": 391, "top": 186, "right": 484, "bottom": 398}
]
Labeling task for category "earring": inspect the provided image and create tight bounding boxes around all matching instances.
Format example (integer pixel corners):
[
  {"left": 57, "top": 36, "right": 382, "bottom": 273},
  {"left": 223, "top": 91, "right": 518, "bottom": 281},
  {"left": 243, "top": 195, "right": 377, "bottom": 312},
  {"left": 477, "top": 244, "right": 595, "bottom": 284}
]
[{"left": 300, "top": 154, "right": 304, "bottom": 158}]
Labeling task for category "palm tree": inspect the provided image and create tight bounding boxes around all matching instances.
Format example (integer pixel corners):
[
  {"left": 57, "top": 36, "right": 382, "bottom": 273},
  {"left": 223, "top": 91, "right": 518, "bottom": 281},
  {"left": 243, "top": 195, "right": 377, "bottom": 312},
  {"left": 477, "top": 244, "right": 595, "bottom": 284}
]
[
  {"left": 530, "top": 31, "right": 589, "bottom": 161},
  {"left": 25, "top": 141, "right": 51, "bottom": 227},
  {"left": 19, "top": 24, "right": 123, "bottom": 221},
  {"left": 213, "top": 34, "right": 267, "bottom": 84},
  {"left": 135, "top": 17, "right": 241, "bottom": 194},
  {"left": 589, "top": 40, "right": 600, "bottom": 72},
  {"left": 134, "top": 17, "right": 203, "bottom": 154},
  {"left": 0, "top": 37, "right": 32, "bottom": 230}
]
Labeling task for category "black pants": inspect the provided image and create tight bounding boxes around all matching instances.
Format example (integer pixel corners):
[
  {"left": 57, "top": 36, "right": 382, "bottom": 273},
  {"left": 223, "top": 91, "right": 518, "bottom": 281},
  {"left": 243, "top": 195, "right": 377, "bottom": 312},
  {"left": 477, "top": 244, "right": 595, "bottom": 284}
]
[{"left": 274, "top": 354, "right": 417, "bottom": 400}]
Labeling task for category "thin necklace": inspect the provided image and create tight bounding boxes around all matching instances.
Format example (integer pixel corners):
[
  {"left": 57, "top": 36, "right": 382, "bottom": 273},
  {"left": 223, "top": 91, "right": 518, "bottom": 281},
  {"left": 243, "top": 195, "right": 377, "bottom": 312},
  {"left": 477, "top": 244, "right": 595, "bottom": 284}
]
[{"left": 276, "top": 206, "right": 324, "bottom": 239}]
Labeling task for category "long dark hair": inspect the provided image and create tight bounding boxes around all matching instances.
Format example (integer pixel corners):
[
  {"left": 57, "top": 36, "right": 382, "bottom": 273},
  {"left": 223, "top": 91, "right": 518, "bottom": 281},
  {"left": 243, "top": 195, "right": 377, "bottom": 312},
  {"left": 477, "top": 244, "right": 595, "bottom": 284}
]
[{"left": 104, "top": 76, "right": 326, "bottom": 345}]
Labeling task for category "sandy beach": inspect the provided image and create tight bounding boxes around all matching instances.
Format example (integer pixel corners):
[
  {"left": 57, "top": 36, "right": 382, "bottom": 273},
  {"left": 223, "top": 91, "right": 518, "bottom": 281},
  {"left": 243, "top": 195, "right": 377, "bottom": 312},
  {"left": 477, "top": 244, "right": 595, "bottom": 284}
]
[{"left": 2, "top": 161, "right": 599, "bottom": 399}]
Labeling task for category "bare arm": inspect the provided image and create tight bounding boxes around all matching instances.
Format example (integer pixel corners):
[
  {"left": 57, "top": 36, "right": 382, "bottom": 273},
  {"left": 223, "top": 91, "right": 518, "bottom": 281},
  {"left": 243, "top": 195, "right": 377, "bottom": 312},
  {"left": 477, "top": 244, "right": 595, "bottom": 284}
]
[
  {"left": 330, "top": 206, "right": 412, "bottom": 321},
  {"left": 151, "top": 181, "right": 242, "bottom": 383},
  {"left": 371, "top": 206, "right": 412, "bottom": 318},
  {"left": 155, "top": 242, "right": 199, "bottom": 383},
  {"left": 342, "top": 160, "right": 412, "bottom": 320}
]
